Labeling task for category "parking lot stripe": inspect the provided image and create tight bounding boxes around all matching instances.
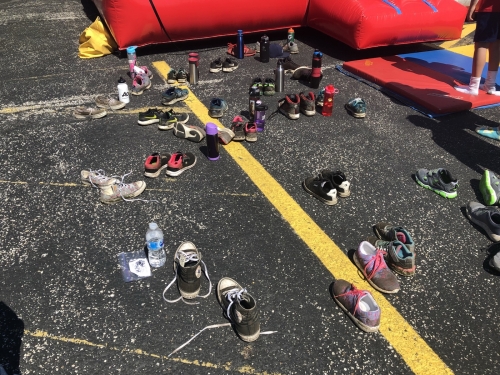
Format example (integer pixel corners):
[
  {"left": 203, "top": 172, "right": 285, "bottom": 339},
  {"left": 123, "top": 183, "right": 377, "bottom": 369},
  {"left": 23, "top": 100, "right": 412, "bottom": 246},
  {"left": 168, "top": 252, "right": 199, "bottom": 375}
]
[{"left": 153, "top": 61, "right": 453, "bottom": 375}]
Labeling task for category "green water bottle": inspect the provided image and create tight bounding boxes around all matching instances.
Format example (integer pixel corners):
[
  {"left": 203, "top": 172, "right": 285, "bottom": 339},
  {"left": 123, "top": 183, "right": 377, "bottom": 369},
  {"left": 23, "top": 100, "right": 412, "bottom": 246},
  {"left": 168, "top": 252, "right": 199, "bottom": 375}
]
[{"left": 287, "top": 28, "right": 295, "bottom": 44}]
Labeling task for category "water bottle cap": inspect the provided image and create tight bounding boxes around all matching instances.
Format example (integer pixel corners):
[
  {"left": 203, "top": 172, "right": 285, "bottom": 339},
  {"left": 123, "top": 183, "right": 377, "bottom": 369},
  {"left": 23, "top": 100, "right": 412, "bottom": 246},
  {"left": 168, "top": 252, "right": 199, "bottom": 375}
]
[
  {"left": 238, "top": 29, "right": 243, "bottom": 34},
  {"left": 149, "top": 222, "right": 158, "bottom": 230},
  {"left": 118, "top": 76, "right": 126, "bottom": 83},
  {"left": 256, "top": 104, "right": 268, "bottom": 111},
  {"left": 126, "top": 46, "right": 137, "bottom": 54},
  {"left": 205, "top": 122, "right": 219, "bottom": 136},
  {"left": 288, "top": 28, "right": 294, "bottom": 33}
]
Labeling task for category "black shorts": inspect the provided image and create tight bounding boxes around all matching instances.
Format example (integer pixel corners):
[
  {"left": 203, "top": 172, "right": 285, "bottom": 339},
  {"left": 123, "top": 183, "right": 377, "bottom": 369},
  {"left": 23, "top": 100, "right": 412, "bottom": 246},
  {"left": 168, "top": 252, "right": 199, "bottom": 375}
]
[{"left": 474, "top": 12, "right": 500, "bottom": 43}]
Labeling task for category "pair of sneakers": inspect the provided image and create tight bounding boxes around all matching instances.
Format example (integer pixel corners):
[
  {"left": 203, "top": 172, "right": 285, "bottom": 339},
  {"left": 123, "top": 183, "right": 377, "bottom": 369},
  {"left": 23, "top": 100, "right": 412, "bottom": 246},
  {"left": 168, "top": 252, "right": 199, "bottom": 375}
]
[
  {"left": 251, "top": 77, "right": 276, "bottom": 96},
  {"left": 231, "top": 116, "right": 257, "bottom": 142},
  {"left": 73, "top": 95, "right": 126, "bottom": 119},
  {"left": 415, "top": 168, "right": 458, "bottom": 199},
  {"left": 302, "top": 170, "right": 351, "bottom": 205},
  {"left": 209, "top": 57, "right": 239, "bottom": 73},
  {"left": 81, "top": 170, "right": 146, "bottom": 204},
  {"left": 167, "top": 68, "right": 188, "bottom": 84},
  {"left": 277, "top": 92, "right": 317, "bottom": 119},
  {"left": 163, "top": 242, "right": 261, "bottom": 343},
  {"left": 138, "top": 108, "right": 189, "bottom": 130},
  {"left": 144, "top": 151, "right": 197, "bottom": 177}
]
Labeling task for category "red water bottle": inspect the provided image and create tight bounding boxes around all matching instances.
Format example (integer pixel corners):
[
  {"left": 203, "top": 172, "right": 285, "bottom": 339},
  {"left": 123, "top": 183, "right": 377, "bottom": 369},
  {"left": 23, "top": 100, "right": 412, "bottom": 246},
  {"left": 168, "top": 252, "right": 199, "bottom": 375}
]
[{"left": 322, "top": 84, "right": 338, "bottom": 117}]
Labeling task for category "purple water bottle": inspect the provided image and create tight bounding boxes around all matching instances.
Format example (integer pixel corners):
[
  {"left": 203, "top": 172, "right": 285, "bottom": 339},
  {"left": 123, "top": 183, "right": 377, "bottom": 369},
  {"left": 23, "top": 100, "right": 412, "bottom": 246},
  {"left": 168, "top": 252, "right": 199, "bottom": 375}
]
[
  {"left": 254, "top": 102, "right": 268, "bottom": 132},
  {"left": 206, "top": 123, "right": 220, "bottom": 161}
]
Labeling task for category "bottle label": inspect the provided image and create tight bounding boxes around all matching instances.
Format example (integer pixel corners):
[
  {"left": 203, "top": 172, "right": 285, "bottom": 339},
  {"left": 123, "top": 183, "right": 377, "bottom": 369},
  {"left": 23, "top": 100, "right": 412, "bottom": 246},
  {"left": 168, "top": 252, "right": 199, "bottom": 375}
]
[{"left": 148, "top": 239, "right": 164, "bottom": 251}]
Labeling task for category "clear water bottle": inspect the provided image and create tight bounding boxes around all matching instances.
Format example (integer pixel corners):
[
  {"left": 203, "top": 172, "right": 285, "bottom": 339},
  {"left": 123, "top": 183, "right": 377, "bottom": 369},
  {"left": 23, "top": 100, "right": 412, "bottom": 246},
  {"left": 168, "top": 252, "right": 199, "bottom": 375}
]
[{"left": 146, "top": 222, "right": 166, "bottom": 268}]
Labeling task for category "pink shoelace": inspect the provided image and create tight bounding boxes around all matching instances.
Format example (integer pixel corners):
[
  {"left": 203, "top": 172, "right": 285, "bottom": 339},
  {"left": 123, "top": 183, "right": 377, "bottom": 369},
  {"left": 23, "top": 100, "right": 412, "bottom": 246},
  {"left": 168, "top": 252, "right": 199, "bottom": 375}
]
[
  {"left": 335, "top": 284, "right": 368, "bottom": 315},
  {"left": 363, "top": 248, "right": 387, "bottom": 281}
]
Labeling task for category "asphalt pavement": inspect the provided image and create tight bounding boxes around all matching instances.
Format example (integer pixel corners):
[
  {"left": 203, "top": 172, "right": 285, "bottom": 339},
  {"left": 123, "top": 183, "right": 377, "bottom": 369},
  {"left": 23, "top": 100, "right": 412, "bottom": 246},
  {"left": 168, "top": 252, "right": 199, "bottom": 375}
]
[{"left": 1, "top": 1, "right": 500, "bottom": 374}]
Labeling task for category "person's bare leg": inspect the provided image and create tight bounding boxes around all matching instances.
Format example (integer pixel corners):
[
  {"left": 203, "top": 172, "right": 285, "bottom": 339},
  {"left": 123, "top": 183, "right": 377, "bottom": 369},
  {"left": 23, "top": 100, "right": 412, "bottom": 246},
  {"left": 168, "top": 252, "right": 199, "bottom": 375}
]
[
  {"left": 481, "top": 40, "right": 500, "bottom": 94},
  {"left": 456, "top": 42, "right": 489, "bottom": 95}
]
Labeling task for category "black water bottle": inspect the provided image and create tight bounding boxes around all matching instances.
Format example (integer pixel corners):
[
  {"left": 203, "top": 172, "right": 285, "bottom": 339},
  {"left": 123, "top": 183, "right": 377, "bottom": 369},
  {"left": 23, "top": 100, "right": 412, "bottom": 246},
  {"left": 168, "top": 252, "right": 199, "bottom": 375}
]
[{"left": 260, "top": 35, "right": 270, "bottom": 63}]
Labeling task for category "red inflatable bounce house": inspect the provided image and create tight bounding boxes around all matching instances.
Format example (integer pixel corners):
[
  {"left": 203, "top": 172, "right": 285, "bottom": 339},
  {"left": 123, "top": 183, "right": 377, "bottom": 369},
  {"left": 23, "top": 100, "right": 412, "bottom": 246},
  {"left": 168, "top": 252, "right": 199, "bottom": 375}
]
[{"left": 91, "top": 0, "right": 467, "bottom": 50}]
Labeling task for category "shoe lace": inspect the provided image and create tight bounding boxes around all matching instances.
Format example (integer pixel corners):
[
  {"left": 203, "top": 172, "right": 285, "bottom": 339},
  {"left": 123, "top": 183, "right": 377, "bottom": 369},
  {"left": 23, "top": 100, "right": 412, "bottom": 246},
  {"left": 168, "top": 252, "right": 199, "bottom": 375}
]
[
  {"left": 223, "top": 287, "right": 247, "bottom": 321},
  {"left": 87, "top": 169, "right": 118, "bottom": 188},
  {"left": 162, "top": 250, "right": 212, "bottom": 305},
  {"left": 363, "top": 248, "right": 388, "bottom": 281},
  {"left": 114, "top": 171, "right": 158, "bottom": 203},
  {"left": 335, "top": 284, "right": 367, "bottom": 315}
]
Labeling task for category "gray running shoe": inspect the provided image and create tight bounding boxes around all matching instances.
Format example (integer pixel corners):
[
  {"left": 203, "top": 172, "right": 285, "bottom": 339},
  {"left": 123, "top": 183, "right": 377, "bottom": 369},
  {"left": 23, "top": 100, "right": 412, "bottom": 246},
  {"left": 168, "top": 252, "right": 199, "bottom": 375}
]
[
  {"left": 415, "top": 168, "right": 458, "bottom": 199},
  {"left": 73, "top": 106, "right": 107, "bottom": 119},
  {"left": 217, "top": 277, "right": 261, "bottom": 342},
  {"left": 81, "top": 169, "right": 118, "bottom": 187},
  {"left": 373, "top": 222, "right": 415, "bottom": 253},
  {"left": 283, "top": 41, "right": 299, "bottom": 54},
  {"left": 480, "top": 169, "right": 500, "bottom": 206},
  {"left": 130, "top": 73, "right": 151, "bottom": 96},
  {"left": 466, "top": 202, "right": 500, "bottom": 242},
  {"left": 489, "top": 252, "right": 500, "bottom": 272},
  {"left": 353, "top": 241, "right": 400, "bottom": 294},
  {"left": 99, "top": 180, "right": 146, "bottom": 204},
  {"left": 367, "top": 238, "right": 415, "bottom": 276},
  {"left": 95, "top": 95, "right": 126, "bottom": 110},
  {"left": 299, "top": 92, "right": 316, "bottom": 116}
]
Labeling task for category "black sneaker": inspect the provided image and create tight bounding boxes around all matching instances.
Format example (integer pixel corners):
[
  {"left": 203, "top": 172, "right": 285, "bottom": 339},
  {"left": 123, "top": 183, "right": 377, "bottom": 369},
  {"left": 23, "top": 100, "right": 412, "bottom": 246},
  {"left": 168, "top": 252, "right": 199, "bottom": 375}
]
[
  {"left": 280, "top": 57, "right": 302, "bottom": 73},
  {"left": 278, "top": 94, "right": 300, "bottom": 120},
  {"left": 158, "top": 109, "right": 189, "bottom": 130},
  {"left": 161, "top": 87, "right": 189, "bottom": 106},
  {"left": 163, "top": 241, "right": 212, "bottom": 303},
  {"left": 166, "top": 151, "right": 197, "bottom": 177},
  {"left": 251, "top": 77, "right": 263, "bottom": 95},
  {"left": 210, "top": 58, "right": 223, "bottom": 73},
  {"left": 302, "top": 176, "right": 338, "bottom": 205},
  {"left": 299, "top": 92, "right": 316, "bottom": 116},
  {"left": 263, "top": 78, "right": 276, "bottom": 96},
  {"left": 291, "top": 67, "right": 312, "bottom": 81},
  {"left": 144, "top": 152, "right": 171, "bottom": 178},
  {"left": 217, "top": 277, "right": 261, "bottom": 342},
  {"left": 167, "top": 68, "right": 177, "bottom": 84},
  {"left": 222, "top": 58, "right": 239, "bottom": 72},
  {"left": 137, "top": 108, "right": 168, "bottom": 126},
  {"left": 176, "top": 68, "right": 187, "bottom": 83},
  {"left": 320, "top": 170, "right": 351, "bottom": 197}
]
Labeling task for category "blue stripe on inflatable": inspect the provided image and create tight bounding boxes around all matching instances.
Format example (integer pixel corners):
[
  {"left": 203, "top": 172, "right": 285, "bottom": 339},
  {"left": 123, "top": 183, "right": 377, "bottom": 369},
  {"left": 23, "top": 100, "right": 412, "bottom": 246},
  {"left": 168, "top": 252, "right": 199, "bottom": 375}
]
[
  {"left": 381, "top": 0, "right": 402, "bottom": 14},
  {"left": 421, "top": 0, "right": 438, "bottom": 12}
]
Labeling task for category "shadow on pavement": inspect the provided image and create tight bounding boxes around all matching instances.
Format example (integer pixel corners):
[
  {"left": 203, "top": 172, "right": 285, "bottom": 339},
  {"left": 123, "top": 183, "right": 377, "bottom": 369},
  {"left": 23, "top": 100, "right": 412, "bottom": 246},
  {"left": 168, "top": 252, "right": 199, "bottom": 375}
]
[{"left": 0, "top": 302, "right": 24, "bottom": 375}]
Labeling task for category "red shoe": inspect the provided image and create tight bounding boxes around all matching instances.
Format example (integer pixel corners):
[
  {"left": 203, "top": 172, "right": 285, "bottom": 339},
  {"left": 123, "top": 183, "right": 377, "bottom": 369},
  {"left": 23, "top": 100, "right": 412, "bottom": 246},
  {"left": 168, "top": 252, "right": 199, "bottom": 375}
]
[
  {"left": 227, "top": 43, "right": 256, "bottom": 57},
  {"left": 245, "top": 122, "right": 257, "bottom": 142}
]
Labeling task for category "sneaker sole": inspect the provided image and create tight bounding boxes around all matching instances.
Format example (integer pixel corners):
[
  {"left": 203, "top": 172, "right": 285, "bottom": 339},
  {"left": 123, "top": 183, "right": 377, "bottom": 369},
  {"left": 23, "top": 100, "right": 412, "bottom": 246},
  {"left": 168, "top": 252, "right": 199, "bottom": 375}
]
[
  {"left": 96, "top": 102, "right": 126, "bottom": 110},
  {"left": 302, "top": 180, "right": 337, "bottom": 205},
  {"left": 263, "top": 90, "right": 275, "bottom": 96},
  {"left": 167, "top": 79, "right": 177, "bottom": 84},
  {"left": 144, "top": 165, "right": 169, "bottom": 178},
  {"left": 333, "top": 294, "right": 379, "bottom": 333},
  {"left": 300, "top": 108, "right": 316, "bottom": 116},
  {"left": 162, "top": 94, "right": 189, "bottom": 105},
  {"left": 173, "top": 123, "right": 205, "bottom": 142},
  {"left": 279, "top": 107, "right": 299, "bottom": 120},
  {"left": 158, "top": 114, "right": 190, "bottom": 130},
  {"left": 353, "top": 253, "right": 400, "bottom": 294},
  {"left": 130, "top": 82, "right": 152, "bottom": 96},
  {"left": 480, "top": 170, "right": 498, "bottom": 206},
  {"left": 179, "top": 287, "right": 201, "bottom": 299},
  {"left": 100, "top": 183, "right": 146, "bottom": 204},
  {"left": 73, "top": 112, "right": 107, "bottom": 119},
  {"left": 415, "top": 177, "right": 457, "bottom": 199},
  {"left": 176, "top": 78, "right": 187, "bottom": 83},
  {"left": 388, "top": 263, "right": 416, "bottom": 277},
  {"left": 222, "top": 66, "right": 238, "bottom": 72},
  {"left": 245, "top": 134, "right": 257, "bottom": 142},
  {"left": 166, "top": 159, "right": 197, "bottom": 177},
  {"left": 466, "top": 206, "right": 500, "bottom": 242},
  {"left": 345, "top": 104, "right": 366, "bottom": 118},
  {"left": 209, "top": 67, "right": 222, "bottom": 73},
  {"left": 137, "top": 118, "right": 160, "bottom": 125}
]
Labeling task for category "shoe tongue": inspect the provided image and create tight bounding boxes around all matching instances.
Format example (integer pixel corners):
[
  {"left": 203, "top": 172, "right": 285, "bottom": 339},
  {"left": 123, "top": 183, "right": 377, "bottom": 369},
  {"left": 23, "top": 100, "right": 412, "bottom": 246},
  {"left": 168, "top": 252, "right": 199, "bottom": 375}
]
[
  {"left": 396, "top": 232, "right": 406, "bottom": 243},
  {"left": 395, "top": 244, "right": 404, "bottom": 258}
]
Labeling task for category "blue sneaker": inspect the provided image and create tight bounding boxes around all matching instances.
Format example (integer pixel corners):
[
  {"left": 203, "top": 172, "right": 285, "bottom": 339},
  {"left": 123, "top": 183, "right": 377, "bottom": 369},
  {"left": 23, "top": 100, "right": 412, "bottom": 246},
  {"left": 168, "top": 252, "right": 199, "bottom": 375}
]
[
  {"left": 345, "top": 97, "right": 366, "bottom": 118},
  {"left": 161, "top": 87, "right": 189, "bottom": 105},
  {"left": 208, "top": 98, "right": 228, "bottom": 118},
  {"left": 476, "top": 126, "right": 500, "bottom": 140},
  {"left": 316, "top": 88, "right": 325, "bottom": 107}
]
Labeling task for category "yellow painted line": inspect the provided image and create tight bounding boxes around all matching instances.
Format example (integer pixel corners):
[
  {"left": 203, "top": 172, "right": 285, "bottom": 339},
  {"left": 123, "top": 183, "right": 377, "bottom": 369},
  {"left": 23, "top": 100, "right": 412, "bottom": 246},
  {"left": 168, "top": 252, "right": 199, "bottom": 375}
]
[
  {"left": 153, "top": 61, "right": 453, "bottom": 375},
  {"left": 439, "top": 23, "right": 476, "bottom": 49},
  {"left": 25, "top": 329, "right": 281, "bottom": 375}
]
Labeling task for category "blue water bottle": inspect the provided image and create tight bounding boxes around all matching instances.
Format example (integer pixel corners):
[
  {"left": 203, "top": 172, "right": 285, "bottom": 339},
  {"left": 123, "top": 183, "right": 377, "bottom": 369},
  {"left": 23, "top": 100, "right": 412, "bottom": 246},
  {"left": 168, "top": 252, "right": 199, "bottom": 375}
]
[{"left": 236, "top": 30, "right": 244, "bottom": 59}]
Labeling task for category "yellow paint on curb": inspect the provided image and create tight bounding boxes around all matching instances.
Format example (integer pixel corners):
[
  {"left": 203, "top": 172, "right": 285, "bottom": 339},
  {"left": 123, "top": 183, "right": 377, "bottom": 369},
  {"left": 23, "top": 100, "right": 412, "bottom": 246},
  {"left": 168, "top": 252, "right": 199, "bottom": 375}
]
[
  {"left": 24, "top": 330, "right": 282, "bottom": 375},
  {"left": 153, "top": 61, "right": 453, "bottom": 375}
]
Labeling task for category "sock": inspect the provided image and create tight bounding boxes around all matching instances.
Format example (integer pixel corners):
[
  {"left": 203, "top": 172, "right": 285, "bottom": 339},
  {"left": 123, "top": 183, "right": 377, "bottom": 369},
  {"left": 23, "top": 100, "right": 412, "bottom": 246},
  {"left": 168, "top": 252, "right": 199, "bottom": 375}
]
[
  {"left": 455, "top": 76, "right": 481, "bottom": 95},
  {"left": 480, "top": 71, "right": 500, "bottom": 95}
]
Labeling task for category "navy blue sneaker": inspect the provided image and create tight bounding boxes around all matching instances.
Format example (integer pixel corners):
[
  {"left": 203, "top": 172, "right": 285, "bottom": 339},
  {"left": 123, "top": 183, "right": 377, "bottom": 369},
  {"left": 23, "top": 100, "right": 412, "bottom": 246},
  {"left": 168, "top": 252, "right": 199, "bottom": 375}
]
[
  {"left": 208, "top": 98, "right": 228, "bottom": 118},
  {"left": 345, "top": 98, "right": 366, "bottom": 118},
  {"left": 161, "top": 87, "right": 189, "bottom": 105}
]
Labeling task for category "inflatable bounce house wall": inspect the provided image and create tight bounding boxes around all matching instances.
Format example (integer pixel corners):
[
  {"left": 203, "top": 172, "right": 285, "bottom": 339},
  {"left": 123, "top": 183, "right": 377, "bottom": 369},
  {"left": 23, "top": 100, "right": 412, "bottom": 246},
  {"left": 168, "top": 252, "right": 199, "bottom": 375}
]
[{"left": 92, "top": 0, "right": 467, "bottom": 50}]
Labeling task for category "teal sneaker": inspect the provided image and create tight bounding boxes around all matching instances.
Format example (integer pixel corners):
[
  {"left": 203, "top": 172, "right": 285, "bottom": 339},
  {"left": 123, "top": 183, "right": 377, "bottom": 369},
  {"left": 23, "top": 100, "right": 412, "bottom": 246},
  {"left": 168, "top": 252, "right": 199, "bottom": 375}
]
[
  {"left": 476, "top": 126, "right": 500, "bottom": 140},
  {"left": 345, "top": 97, "right": 366, "bottom": 118},
  {"left": 480, "top": 169, "right": 500, "bottom": 206},
  {"left": 415, "top": 168, "right": 458, "bottom": 199}
]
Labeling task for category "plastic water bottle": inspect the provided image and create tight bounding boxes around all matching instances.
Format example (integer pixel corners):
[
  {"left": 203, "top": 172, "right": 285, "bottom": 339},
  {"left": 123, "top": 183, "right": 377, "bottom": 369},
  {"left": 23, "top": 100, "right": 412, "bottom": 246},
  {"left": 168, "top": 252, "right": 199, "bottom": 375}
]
[
  {"left": 126, "top": 46, "right": 137, "bottom": 78},
  {"left": 146, "top": 222, "right": 166, "bottom": 268},
  {"left": 117, "top": 77, "right": 130, "bottom": 104},
  {"left": 287, "top": 28, "right": 295, "bottom": 44}
]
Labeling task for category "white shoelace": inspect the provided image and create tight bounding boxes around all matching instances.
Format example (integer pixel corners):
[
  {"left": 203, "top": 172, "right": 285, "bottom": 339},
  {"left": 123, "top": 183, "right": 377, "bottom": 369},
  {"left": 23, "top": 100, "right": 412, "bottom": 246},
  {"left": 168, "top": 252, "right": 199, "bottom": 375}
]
[
  {"left": 162, "top": 250, "right": 212, "bottom": 305},
  {"left": 87, "top": 169, "right": 117, "bottom": 188},
  {"left": 223, "top": 287, "right": 248, "bottom": 321},
  {"left": 114, "top": 171, "right": 158, "bottom": 203}
]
